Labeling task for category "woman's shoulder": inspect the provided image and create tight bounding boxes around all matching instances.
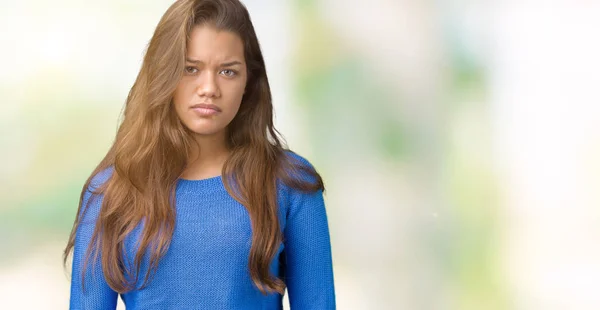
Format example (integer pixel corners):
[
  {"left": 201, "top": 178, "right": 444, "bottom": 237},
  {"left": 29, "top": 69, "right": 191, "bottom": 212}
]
[
  {"left": 86, "top": 166, "right": 115, "bottom": 192},
  {"left": 281, "top": 149, "right": 317, "bottom": 171},
  {"left": 280, "top": 149, "right": 319, "bottom": 182},
  {"left": 277, "top": 150, "right": 325, "bottom": 221},
  {"left": 77, "top": 166, "right": 114, "bottom": 222},
  {"left": 277, "top": 149, "right": 323, "bottom": 200}
]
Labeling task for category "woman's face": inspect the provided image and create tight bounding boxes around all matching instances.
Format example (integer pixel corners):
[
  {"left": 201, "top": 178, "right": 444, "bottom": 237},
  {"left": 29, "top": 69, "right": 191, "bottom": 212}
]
[{"left": 173, "top": 25, "right": 247, "bottom": 138}]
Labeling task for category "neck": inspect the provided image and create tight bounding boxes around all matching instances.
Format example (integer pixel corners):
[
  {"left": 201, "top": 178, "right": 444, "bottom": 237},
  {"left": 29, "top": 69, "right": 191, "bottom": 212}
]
[{"left": 182, "top": 130, "right": 231, "bottom": 180}]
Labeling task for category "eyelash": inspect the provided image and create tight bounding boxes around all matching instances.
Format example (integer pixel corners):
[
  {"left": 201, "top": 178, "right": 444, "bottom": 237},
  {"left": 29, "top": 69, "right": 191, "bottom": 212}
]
[{"left": 184, "top": 66, "right": 238, "bottom": 77}]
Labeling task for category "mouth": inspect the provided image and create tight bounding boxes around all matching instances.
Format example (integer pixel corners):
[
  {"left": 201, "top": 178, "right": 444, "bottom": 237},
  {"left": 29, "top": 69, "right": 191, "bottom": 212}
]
[
  {"left": 190, "top": 103, "right": 221, "bottom": 112},
  {"left": 190, "top": 103, "right": 221, "bottom": 117}
]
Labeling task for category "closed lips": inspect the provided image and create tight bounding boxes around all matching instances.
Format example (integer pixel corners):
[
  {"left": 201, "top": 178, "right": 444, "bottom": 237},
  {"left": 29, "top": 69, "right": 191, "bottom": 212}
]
[{"left": 191, "top": 104, "right": 221, "bottom": 112}]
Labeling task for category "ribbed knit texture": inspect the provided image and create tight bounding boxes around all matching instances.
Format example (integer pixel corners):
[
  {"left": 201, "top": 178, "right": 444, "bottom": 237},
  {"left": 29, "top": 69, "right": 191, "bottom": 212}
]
[{"left": 69, "top": 153, "right": 336, "bottom": 310}]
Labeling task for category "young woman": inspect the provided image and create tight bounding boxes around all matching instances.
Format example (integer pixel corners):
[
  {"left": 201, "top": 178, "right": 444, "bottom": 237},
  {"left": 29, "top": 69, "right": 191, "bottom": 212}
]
[{"left": 63, "top": 0, "right": 336, "bottom": 309}]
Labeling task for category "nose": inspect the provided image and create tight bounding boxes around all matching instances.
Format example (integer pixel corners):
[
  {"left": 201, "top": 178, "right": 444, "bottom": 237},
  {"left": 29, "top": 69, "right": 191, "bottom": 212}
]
[{"left": 195, "top": 71, "right": 220, "bottom": 98}]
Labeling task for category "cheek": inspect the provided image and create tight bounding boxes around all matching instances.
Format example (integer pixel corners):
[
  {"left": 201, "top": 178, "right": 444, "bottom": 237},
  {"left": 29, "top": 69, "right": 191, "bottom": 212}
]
[
  {"left": 231, "top": 86, "right": 246, "bottom": 112},
  {"left": 172, "top": 93, "right": 189, "bottom": 123},
  {"left": 232, "top": 79, "right": 247, "bottom": 103},
  {"left": 173, "top": 83, "right": 192, "bottom": 108},
  {"left": 173, "top": 82, "right": 189, "bottom": 103}
]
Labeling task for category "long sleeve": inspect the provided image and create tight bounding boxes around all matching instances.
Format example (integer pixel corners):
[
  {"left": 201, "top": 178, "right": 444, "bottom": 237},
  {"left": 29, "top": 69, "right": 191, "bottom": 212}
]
[
  {"left": 283, "top": 187, "right": 336, "bottom": 309},
  {"left": 69, "top": 182, "right": 118, "bottom": 310}
]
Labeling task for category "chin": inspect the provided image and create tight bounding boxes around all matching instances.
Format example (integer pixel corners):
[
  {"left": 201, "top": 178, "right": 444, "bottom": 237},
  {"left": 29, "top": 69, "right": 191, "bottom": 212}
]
[{"left": 187, "top": 125, "right": 226, "bottom": 137}]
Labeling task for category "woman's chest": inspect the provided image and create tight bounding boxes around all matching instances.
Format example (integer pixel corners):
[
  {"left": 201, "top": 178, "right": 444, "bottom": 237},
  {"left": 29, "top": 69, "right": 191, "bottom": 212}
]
[{"left": 169, "top": 195, "right": 254, "bottom": 257}]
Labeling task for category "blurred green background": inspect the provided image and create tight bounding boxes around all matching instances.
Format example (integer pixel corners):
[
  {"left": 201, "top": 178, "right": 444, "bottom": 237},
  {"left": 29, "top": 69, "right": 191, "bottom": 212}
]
[{"left": 1, "top": 1, "right": 600, "bottom": 309}]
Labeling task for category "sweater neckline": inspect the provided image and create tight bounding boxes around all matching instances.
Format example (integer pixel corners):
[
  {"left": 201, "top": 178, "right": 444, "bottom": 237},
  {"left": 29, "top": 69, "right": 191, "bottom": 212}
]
[{"left": 177, "top": 174, "right": 224, "bottom": 191}]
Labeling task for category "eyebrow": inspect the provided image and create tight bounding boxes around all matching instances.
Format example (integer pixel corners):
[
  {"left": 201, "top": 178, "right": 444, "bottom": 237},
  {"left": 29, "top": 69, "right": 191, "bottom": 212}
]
[{"left": 185, "top": 58, "right": 243, "bottom": 67}]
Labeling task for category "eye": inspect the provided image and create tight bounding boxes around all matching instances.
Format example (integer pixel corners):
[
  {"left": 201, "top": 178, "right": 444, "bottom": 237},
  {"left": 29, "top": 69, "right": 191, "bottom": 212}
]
[
  {"left": 220, "top": 69, "right": 237, "bottom": 77},
  {"left": 184, "top": 66, "right": 198, "bottom": 74}
]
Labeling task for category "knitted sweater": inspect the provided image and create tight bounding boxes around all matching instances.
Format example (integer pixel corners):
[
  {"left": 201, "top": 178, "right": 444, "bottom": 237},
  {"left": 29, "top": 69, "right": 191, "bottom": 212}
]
[{"left": 69, "top": 153, "right": 336, "bottom": 309}]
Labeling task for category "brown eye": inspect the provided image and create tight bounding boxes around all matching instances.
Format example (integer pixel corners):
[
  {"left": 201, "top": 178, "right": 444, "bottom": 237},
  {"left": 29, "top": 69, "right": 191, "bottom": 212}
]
[
  {"left": 185, "top": 66, "right": 198, "bottom": 74},
  {"left": 220, "top": 69, "right": 237, "bottom": 77}
]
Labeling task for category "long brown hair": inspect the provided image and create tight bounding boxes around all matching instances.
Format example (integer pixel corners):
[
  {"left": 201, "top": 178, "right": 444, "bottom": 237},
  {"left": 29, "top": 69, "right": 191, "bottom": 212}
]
[{"left": 63, "top": 0, "right": 323, "bottom": 295}]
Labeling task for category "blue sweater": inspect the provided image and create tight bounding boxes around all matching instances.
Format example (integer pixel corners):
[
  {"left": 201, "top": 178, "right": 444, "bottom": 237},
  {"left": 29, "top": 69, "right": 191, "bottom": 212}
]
[{"left": 69, "top": 154, "right": 336, "bottom": 309}]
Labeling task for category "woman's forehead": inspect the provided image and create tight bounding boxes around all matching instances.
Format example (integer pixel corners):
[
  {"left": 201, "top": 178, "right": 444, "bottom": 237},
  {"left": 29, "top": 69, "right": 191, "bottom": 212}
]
[{"left": 186, "top": 25, "right": 244, "bottom": 61}]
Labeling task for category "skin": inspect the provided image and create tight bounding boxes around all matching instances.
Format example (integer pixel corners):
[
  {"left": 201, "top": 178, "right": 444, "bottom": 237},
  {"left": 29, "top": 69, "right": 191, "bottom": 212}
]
[{"left": 172, "top": 25, "right": 248, "bottom": 180}]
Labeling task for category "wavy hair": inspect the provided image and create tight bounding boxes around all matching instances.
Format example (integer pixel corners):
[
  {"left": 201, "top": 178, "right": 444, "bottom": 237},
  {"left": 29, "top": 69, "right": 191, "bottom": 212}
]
[{"left": 63, "top": 0, "right": 323, "bottom": 295}]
